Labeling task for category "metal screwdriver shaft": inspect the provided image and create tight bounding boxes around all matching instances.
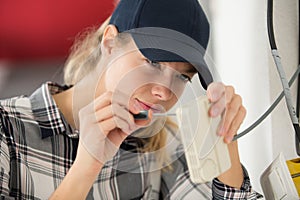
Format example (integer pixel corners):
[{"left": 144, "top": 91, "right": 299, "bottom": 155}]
[
  {"left": 133, "top": 110, "right": 176, "bottom": 120},
  {"left": 153, "top": 113, "right": 177, "bottom": 117}
]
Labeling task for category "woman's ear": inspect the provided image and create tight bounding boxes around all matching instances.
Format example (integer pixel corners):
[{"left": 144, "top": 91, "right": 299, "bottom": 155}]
[{"left": 101, "top": 25, "right": 119, "bottom": 55}]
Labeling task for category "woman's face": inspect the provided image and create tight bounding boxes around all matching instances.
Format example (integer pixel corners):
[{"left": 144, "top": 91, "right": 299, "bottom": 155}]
[{"left": 97, "top": 36, "right": 197, "bottom": 113}]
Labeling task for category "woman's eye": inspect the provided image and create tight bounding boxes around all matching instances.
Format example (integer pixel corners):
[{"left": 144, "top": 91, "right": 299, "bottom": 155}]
[
  {"left": 178, "top": 74, "right": 192, "bottom": 83},
  {"left": 146, "top": 59, "right": 161, "bottom": 69}
]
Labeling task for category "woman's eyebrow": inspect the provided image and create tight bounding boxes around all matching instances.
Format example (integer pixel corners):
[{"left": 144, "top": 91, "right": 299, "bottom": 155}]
[
  {"left": 158, "top": 62, "right": 198, "bottom": 73},
  {"left": 184, "top": 66, "right": 198, "bottom": 73}
]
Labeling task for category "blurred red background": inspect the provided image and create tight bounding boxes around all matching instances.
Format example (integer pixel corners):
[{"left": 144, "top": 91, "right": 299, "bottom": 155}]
[{"left": 0, "top": 0, "right": 116, "bottom": 60}]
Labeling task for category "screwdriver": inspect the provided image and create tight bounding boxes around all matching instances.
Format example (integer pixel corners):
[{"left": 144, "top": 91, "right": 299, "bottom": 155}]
[{"left": 133, "top": 110, "right": 176, "bottom": 120}]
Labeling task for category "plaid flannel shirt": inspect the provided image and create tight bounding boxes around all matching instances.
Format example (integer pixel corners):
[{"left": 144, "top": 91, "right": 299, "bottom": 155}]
[{"left": 0, "top": 82, "right": 262, "bottom": 199}]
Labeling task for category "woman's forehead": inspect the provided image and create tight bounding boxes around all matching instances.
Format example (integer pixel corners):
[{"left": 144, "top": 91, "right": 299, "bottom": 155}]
[
  {"left": 117, "top": 34, "right": 198, "bottom": 73},
  {"left": 116, "top": 40, "right": 198, "bottom": 74},
  {"left": 157, "top": 61, "right": 197, "bottom": 73}
]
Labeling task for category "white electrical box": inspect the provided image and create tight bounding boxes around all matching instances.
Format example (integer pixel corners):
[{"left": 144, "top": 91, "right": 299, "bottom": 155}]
[
  {"left": 176, "top": 96, "right": 231, "bottom": 183},
  {"left": 260, "top": 153, "right": 298, "bottom": 200}
]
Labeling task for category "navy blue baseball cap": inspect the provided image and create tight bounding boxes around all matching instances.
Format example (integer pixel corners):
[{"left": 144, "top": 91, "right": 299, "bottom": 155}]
[{"left": 109, "top": 0, "right": 213, "bottom": 89}]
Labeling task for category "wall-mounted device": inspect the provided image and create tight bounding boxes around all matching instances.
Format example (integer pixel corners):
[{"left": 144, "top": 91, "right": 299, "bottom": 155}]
[{"left": 176, "top": 96, "right": 231, "bottom": 183}]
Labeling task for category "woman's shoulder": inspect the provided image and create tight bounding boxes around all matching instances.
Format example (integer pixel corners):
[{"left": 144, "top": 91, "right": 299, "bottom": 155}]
[
  {"left": 0, "top": 95, "right": 33, "bottom": 129},
  {"left": 0, "top": 95, "right": 32, "bottom": 114}
]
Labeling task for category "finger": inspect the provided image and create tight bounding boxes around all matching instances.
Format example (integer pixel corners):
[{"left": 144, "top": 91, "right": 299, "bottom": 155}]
[
  {"left": 208, "top": 95, "right": 226, "bottom": 117},
  {"left": 79, "top": 108, "right": 101, "bottom": 125},
  {"left": 99, "top": 116, "right": 132, "bottom": 135},
  {"left": 83, "top": 93, "right": 138, "bottom": 133},
  {"left": 80, "top": 105, "right": 113, "bottom": 124},
  {"left": 96, "top": 103, "right": 137, "bottom": 130},
  {"left": 224, "top": 85, "right": 235, "bottom": 104},
  {"left": 92, "top": 91, "right": 114, "bottom": 111},
  {"left": 206, "top": 82, "right": 225, "bottom": 103},
  {"left": 111, "top": 103, "right": 137, "bottom": 130},
  {"left": 86, "top": 104, "right": 113, "bottom": 123},
  {"left": 107, "top": 130, "right": 128, "bottom": 146},
  {"left": 218, "top": 94, "right": 243, "bottom": 136},
  {"left": 208, "top": 85, "right": 234, "bottom": 117},
  {"left": 94, "top": 91, "right": 141, "bottom": 114},
  {"left": 224, "top": 105, "right": 246, "bottom": 143}
]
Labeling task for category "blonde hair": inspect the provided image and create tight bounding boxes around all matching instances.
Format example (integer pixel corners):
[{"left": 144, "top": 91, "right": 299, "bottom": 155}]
[
  {"left": 63, "top": 17, "right": 178, "bottom": 166},
  {"left": 64, "top": 17, "right": 110, "bottom": 85}
]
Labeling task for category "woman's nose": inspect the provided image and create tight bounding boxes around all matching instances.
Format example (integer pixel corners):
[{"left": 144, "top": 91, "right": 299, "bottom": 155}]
[{"left": 151, "top": 84, "right": 173, "bottom": 101}]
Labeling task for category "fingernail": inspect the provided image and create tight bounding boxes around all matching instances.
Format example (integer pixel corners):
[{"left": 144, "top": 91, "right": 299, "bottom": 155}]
[
  {"left": 133, "top": 100, "right": 141, "bottom": 112},
  {"left": 218, "top": 127, "right": 224, "bottom": 136},
  {"left": 212, "top": 93, "right": 219, "bottom": 101},
  {"left": 211, "top": 107, "right": 219, "bottom": 117},
  {"left": 133, "top": 104, "right": 140, "bottom": 112},
  {"left": 225, "top": 136, "right": 233, "bottom": 143}
]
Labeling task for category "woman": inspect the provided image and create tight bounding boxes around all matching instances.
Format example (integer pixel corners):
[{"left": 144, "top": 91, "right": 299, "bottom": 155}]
[{"left": 0, "top": 0, "right": 261, "bottom": 199}]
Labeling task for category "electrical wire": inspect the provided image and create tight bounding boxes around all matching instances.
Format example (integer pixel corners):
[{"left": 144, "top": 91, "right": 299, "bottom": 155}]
[
  {"left": 267, "top": 0, "right": 300, "bottom": 141},
  {"left": 233, "top": 0, "right": 300, "bottom": 141},
  {"left": 233, "top": 65, "right": 300, "bottom": 141}
]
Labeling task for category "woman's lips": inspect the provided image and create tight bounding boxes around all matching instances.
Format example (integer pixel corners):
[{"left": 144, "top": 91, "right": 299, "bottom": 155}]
[
  {"left": 136, "top": 99, "right": 162, "bottom": 112},
  {"left": 137, "top": 99, "right": 152, "bottom": 110}
]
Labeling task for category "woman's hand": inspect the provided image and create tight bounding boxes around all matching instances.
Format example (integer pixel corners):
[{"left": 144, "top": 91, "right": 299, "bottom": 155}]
[
  {"left": 206, "top": 82, "right": 246, "bottom": 188},
  {"left": 206, "top": 82, "right": 246, "bottom": 143},
  {"left": 50, "top": 91, "right": 147, "bottom": 199},
  {"left": 77, "top": 90, "right": 145, "bottom": 165}
]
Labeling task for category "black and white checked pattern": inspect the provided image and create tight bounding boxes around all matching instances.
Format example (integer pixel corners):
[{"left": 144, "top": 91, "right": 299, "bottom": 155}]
[{"left": 0, "top": 82, "right": 262, "bottom": 199}]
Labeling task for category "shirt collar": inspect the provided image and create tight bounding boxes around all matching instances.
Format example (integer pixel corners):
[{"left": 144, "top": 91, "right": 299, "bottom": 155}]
[{"left": 29, "top": 82, "right": 76, "bottom": 139}]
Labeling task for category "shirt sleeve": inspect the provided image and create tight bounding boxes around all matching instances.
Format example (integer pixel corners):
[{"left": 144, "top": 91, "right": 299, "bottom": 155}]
[
  {"left": 0, "top": 108, "right": 12, "bottom": 198},
  {"left": 160, "top": 144, "right": 263, "bottom": 199},
  {"left": 212, "top": 165, "right": 264, "bottom": 199},
  {"left": 161, "top": 126, "right": 263, "bottom": 199},
  {"left": 161, "top": 161, "right": 263, "bottom": 199}
]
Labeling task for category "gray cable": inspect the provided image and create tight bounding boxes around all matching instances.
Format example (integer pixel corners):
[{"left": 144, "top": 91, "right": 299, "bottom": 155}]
[
  {"left": 272, "top": 50, "right": 299, "bottom": 124},
  {"left": 233, "top": 65, "right": 300, "bottom": 141}
]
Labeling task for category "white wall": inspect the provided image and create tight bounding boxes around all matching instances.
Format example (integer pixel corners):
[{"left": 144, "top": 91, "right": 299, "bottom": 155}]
[
  {"left": 270, "top": 0, "right": 299, "bottom": 160},
  {"left": 204, "top": 0, "right": 298, "bottom": 194}
]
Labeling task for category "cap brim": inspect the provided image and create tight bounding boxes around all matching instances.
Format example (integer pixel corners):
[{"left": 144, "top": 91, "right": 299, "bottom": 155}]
[{"left": 126, "top": 28, "right": 213, "bottom": 89}]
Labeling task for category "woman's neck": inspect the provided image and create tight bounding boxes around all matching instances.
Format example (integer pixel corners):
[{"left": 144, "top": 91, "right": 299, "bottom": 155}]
[
  {"left": 53, "top": 87, "right": 76, "bottom": 128},
  {"left": 53, "top": 71, "right": 103, "bottom": 130}
]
